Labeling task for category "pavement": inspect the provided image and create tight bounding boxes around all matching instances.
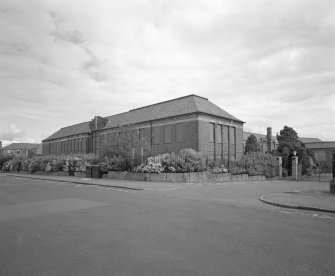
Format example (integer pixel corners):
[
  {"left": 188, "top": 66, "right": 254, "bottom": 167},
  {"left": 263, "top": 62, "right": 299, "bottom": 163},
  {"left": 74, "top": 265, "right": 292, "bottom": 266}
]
[
  {"left": 3, "top": 171, "right": 335, "bottom": 213},
  {"left": 260, "top": 190, "right": 335, "bottom": 214},
  {"left": 1, "top": 172, "right": 197, "bottom": 191}
]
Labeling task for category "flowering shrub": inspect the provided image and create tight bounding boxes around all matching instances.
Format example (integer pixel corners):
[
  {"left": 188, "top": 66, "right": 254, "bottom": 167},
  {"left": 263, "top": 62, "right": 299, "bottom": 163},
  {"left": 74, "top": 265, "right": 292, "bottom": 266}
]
[
  {"left": 210, "top": 166, "right": 229, "bottom": 174},
  {"left": 0, "top": 156, "right": 14, "bottom": 170},
  {"left": 134, "top": 149, "right": 206, "bottom": 173},
  {"left": 50, "top": 159, "right": 64, "bottom": 172},
  {"left": 45, "top": 163, "right": 52, "bottom": 173},
  {"left": 229, "top": 166, "right": 247, "bottom": 175},
  {"left": 100, "top": 155, "right": 126, "bottom": 174},
  {"left": 28, "top": 159, "right": 41, "bottom": 173},
  {"left": 2, "top": 159, "right": 21, "bottom": 171},
  {"left": 134, "top": 159, "right": 164, "bottom": 173}
]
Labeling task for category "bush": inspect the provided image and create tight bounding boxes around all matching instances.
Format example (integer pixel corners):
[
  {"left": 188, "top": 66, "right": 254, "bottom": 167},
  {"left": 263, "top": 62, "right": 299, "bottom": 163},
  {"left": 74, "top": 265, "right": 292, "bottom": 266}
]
[
  {"left": 209, "top": 166, "right": 228, "bottom": 174},
  {"left": 2, "top": 159, "right": 22, "bottom": 172},
  {"left": 1, "top": 156, "right": 14, "bottom": 170},
  {"left": 134, "top": 149, "right": 206, "bottom": 173},
  {"left": 230, "top": 166, "right": 247, "bottom": 175},
  {"left": 99, "top": 155, "right": 126, "bottom": 174},
  {"left": 241, "top": 152, "right": 278, "bottom": 178},
  {"left": 28, "top": 159, "right": 41, "bottom": 173}
]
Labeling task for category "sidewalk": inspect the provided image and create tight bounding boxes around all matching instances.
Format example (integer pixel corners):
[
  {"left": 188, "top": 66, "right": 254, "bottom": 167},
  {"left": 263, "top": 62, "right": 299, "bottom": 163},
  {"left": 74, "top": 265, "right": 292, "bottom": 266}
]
[
  {"left": 2, "top": 172, "right": 196, "bottom": 191},
  {"left": 260, "top": 190, "right": 335, "bottom": 214}
]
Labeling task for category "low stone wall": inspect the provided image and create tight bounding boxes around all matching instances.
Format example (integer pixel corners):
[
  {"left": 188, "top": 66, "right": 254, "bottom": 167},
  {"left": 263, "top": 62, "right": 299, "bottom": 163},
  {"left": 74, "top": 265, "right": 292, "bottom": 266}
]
[
  {"left": 2, "top": 169, "right": 266, "bottom": 183},
  {"left": 74, "top": 172, "right": 86, "bottom": 178},
  {"left": 102, "top": 171, "right": 266, "bottom": 183}
]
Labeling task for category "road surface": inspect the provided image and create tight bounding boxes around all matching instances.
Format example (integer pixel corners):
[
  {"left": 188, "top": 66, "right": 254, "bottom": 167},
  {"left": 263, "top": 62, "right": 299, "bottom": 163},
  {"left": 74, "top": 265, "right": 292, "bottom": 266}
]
[{"left": 0, "top": 175, "right": 334, "bottom": 275}]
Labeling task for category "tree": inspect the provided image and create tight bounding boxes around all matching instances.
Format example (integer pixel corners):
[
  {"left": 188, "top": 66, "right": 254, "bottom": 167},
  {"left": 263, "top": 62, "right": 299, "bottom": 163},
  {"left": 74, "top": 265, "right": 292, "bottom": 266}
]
[
  {"left": 244, "top": 135, "right": 260, "bottom": 154},
  {"left": 100, "top": 125, "right": 152, "bottom": 168},
  {"left": 276, "top": 126, "right": 313, "bottom": 176}
]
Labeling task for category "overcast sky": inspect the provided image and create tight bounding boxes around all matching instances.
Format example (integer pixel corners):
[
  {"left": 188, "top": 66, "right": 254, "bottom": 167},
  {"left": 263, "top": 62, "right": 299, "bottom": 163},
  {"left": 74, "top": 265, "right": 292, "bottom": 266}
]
[{"left": 1, "top": 0, "right": 334, "bottom": 146}]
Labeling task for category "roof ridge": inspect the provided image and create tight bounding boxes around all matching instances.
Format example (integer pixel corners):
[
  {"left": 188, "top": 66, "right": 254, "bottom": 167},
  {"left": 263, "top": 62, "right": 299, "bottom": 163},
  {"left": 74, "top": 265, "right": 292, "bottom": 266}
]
[
  {"left": 129, "top": 94, "right": 207, "bottom": 112},
  {"left": 60, "top": 120, "right": 90, "bottom": 130}
]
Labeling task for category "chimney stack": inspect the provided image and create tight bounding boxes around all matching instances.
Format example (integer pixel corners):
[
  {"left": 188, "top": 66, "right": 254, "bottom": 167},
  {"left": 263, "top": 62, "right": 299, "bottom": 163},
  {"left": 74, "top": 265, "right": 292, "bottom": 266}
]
[{"left": 267, "top": 127, "right": 272, "bottom": 153}]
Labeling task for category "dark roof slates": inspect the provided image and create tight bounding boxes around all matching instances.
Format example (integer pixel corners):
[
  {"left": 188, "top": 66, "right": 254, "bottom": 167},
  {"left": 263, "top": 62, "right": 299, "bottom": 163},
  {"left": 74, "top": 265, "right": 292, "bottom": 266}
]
[
  {"left": 2, "top": 143, "right": 39, "bottom": 150},
  {"left": 44, "top": 95, "right": 243, "bottom": 141}
]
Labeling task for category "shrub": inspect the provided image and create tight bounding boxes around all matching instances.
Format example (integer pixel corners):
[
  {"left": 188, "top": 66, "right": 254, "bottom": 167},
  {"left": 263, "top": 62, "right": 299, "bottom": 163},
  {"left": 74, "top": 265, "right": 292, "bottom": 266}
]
[
  {"left": 134, "top": 149, "right": 206, "bottom": 173},
  {"left": 28, "top": 159, "right": 41, "bottom": 173},
  {"left": 230, "top": 166, "right": 247, "bottom": 175},
  {"left": 50, "top": 159, "right": 64, "bottom": 172},
  {"left": 209, "top": 166, "right": 228, "bottom": 174},
  {"left": 2, "top": 159, "right": 22, "bottom": 172},
  {"left": 0, "top": 155, "right": 14, "bottom": 170},
  {"left": 177, "top": 149, "right": 206, "bottom": 172},
  {"left": 241, "top": 152, "right": 278, "bottom": 178},
  {"left": 99, "top": 155, "right": 126, "bottom": 174}
]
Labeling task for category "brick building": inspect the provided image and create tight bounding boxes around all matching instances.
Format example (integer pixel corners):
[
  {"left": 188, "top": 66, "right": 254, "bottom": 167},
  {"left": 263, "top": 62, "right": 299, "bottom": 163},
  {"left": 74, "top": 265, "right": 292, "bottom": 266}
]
[
  {"left": 243, "top": 127, "right": 278, "bottom": 153},
  {"left": 42, "top": 95, "right": 244, "bottom": 162},
  {"left": 0, "top": 143, "right": 39, "bottom": 158},
  {"left": 304, "top": 141, "right": 335, "bottom": 173}
]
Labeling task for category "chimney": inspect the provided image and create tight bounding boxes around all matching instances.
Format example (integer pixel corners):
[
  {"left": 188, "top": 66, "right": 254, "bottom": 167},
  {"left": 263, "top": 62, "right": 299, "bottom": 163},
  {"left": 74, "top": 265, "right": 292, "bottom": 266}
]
[{"left": 267, "top": 127, "right": 272, "bottom": 153}]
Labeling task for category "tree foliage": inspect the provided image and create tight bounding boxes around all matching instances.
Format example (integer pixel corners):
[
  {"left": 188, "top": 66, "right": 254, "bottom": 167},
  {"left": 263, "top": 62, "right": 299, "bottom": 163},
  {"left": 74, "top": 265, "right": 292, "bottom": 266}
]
[
  {"left": 244, "top": 135, "right": 260, "bottom": 154},
  {"left": 100, "top": 125, "right": 151, "bottom": 167},
  {"left": 276, "top": 126, "right": 314, "bottom": 175}
]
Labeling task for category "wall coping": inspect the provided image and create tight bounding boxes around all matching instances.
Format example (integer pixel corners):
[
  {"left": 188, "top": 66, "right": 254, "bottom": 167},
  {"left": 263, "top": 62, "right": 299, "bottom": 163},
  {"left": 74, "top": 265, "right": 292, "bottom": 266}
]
[{"left": 103, "top": 171, "right": 266, "bottom": 183}]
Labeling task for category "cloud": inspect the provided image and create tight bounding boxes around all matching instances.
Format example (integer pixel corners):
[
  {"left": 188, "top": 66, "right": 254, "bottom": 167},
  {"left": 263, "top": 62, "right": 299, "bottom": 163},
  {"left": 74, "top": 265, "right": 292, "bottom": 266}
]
[
  {"left": 0, "top": 124, "right": 25, "bottom": 141},
  {"left": 0, "top": 0, "right": 334, "bottom": 143}
]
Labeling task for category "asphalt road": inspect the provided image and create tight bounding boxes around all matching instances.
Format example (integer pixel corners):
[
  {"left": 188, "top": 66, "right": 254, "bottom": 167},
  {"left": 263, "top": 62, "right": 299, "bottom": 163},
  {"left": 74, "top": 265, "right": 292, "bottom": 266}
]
[{"left": 0, "top": 175, "right": 334, "bottom": 276}]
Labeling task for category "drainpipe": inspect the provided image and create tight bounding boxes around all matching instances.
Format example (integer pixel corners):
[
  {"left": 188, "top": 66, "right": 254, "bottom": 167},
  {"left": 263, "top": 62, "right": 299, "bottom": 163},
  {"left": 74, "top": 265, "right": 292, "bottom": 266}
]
[{"left": 150, "top": 121, "right": 153, "bottom": 147}]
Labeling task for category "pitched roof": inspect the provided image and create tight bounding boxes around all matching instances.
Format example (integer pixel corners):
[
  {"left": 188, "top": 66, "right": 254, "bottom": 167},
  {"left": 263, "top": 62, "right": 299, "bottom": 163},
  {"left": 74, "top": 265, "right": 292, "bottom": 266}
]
[
  {"left": 43, "top": 121, "right": 90, "bottom": 141},
  {"left": 304, "top": 141, "right": 335, "bottom": 149},
  {"left": 104, "top": 94, "right": 243, "bottom": 128},
  {"left": 2, "top": 143, "right": 39, "bottom": 150},
  {"left": 243, "top": 131, "right": 277, "bottom": 142},
  {"left": 299, "top": 137, "right": 322, "bottom": 143},
  {"left": 43, "top": 95, "right": 243, "bottom": 142}
]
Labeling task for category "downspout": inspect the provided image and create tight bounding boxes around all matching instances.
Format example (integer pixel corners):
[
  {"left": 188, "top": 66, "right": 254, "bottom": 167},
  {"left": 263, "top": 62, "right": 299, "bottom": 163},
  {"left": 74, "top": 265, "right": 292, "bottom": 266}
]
[{"left": 150, "top": 121, "right": 153, "bottom": 147}]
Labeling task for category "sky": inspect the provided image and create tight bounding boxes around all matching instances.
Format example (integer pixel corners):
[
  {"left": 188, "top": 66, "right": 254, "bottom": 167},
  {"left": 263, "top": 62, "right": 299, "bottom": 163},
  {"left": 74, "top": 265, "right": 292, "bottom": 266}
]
[{"left": 1, "top": 0, "right": 335, "bottom": 147}]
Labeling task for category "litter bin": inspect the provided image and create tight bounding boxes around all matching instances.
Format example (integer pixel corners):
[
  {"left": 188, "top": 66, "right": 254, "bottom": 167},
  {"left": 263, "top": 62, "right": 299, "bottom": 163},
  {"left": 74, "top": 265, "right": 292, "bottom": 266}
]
[
  {"left": 92, "top": 165, "right": 102, "bottom": 179},
  {"left": 86, "top": 165, "right": 92, "bottom": 178},
  {"left": 69, "top": 169, "right": 75, "bottom": 176}
]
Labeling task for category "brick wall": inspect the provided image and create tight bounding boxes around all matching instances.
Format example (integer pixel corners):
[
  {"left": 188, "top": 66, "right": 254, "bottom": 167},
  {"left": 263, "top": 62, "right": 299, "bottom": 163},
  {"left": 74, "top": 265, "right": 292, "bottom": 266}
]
[
  {"left": 42, "top": 135, "right": 90, "bottom": 155},
  {"left": 308, "top": 148, "right": 334, "bottom": 173},
  {"left": 42, "top": 113, "right": 244, "bottom": 160},
  {"left": 198, "top": 114, "right": 244, "bottom": 162}
]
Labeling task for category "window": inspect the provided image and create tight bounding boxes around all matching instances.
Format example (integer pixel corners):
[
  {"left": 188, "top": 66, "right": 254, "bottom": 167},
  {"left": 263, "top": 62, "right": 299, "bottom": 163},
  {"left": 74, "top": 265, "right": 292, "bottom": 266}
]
[
  {"left": 217, "top": 125, "right": 223, "bottom": 143},
  {"left": 209, "top": 123, "right": 215, "bottom": 142},
  {"left": 176, "top": 123, "right": 183, "bottom": 142},
  {"left": 314, "top": 150, "right": 326, "bottom": 161},
  {"left": 153, "top": 126, "right": 162, "bottom": 145},
  {"left": 223, "top": 126, "right": 229, "bottom": 144},
  {"left": 139, "top": 129, "right": 144, "bottom": 141},
  {"left": 230, "top": 126, "right": 236, "bottom": 145},
  {"left": 164, "top": 125, "right": 172, "bottom": 143}
]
